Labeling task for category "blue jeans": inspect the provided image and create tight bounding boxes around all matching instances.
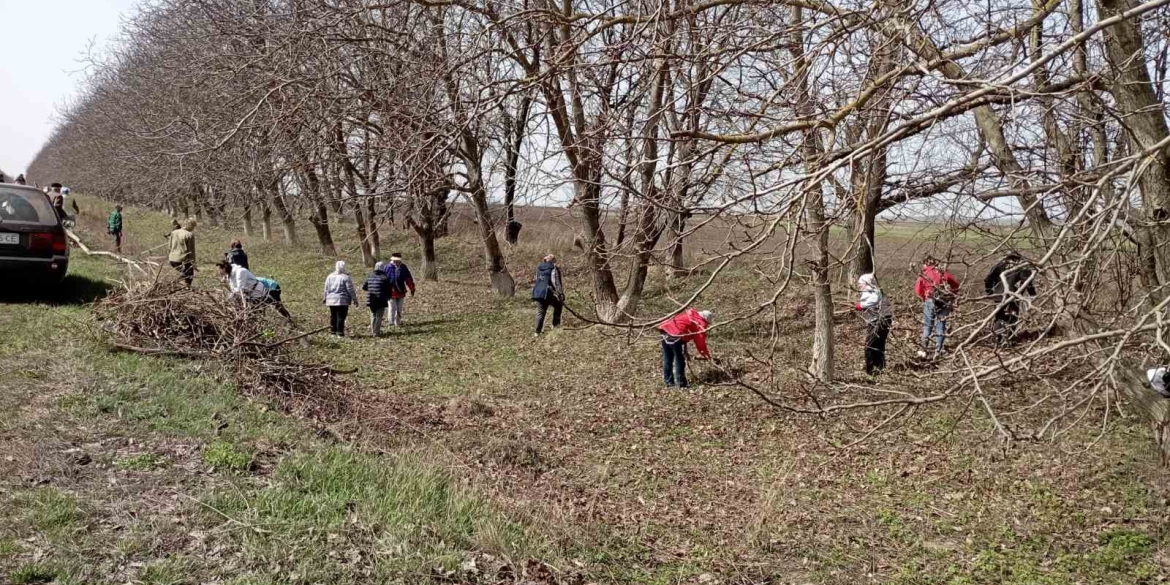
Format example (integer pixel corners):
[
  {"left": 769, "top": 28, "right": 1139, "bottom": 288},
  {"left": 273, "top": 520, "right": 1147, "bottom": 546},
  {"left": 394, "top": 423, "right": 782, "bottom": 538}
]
[
  {"left": 922, "top": 299, "right": 951, "bottom": 352},
  {"left": 662, "top": 337, "right": 688, "bottom": 388}
]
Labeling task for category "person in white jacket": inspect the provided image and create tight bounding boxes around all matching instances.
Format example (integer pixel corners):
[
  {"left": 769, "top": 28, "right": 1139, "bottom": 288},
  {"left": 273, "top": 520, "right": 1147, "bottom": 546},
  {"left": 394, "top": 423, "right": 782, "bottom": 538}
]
[
  {"left": 855, "top": 273, "right": 893, "bottom": 375},
  {"left": 217, "top": 261, "right": 293, "bottom": 322},
  {"left": 324, "top": 260, "right": 358, "bottom": 336}
]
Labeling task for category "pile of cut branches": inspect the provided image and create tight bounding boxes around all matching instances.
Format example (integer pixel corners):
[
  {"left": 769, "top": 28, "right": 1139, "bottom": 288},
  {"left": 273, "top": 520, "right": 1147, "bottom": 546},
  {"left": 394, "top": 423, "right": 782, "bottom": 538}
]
[{"left": 93, "top": 279, "right": 351, "bottom": 422}]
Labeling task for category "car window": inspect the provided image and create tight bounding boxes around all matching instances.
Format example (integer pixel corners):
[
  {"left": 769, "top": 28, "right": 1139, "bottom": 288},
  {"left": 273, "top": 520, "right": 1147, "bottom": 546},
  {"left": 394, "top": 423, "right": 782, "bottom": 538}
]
[{"left": 0, "top": 188, "right": 55, "bottom": 224}]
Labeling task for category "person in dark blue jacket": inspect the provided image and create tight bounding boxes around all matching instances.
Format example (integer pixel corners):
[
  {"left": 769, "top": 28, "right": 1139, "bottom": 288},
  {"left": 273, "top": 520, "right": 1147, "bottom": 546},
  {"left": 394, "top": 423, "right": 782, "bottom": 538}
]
[
  {"left": 363, "top": 261, "right": 391, "bottom": 337},
  {"left": 532, "top": 254, "right": 565, "bottom": 335},
  {"left": 224, "top": 239, "right": 249, "bottom": 270}
]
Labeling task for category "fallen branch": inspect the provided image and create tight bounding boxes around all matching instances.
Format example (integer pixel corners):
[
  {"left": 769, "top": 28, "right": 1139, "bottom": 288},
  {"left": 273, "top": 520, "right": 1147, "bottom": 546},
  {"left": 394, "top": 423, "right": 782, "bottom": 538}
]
[{"left": 65, "top": 229, "right": 159, "bottom": 276}]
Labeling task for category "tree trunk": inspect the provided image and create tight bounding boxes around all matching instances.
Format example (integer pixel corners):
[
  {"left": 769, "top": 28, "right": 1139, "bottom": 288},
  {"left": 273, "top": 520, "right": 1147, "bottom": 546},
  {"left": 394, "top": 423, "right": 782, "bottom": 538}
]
[
  {"left": 469, "top": 175, "right": 515, "bottom": 296},
  {"left": 615, "top": 187, "right": 631, "bottom": 250},
  {"left": 243, "top": 206, "right": 254, "bottom": 238},
  {"left": 458, "top": 132, "right": 515, "bottom": 296},
  {"left": 353, "top": 202, "right": 373, "bottom": 267},
  {"left": 260, "top": 201, "right": 273, "bottom": 242},
  {"left": 576, "top": 165, "right": 622, "bottom": 322},
  {"left": 419, "top": 228, "right": 438, "bottom": 281},
  {"left": 303, "top": 167, "right": 337, "bottom": 256},
  {"left": 792, "top": 4, "right": 834, "bottom": 381},
  {"left": 366, "top": 196, "right": 381, "bottom": 259},
  {"left": 668, "top": 212, "right": 689, "bottom": 279},
  {"left": 848, "top": 147, "right": 886, "bottom": 284},
  {"left": 1097, "top": 0, "right": 1170, "bottom": 292},
  {"left": 271, "top": 191, "right": 297, "bottom": 245},
  {"left": 502, "top": 95, "right": 531, "bottom": 245},
  {"left": 338, "top": 149, "right": 374, "bottom": 267},
  {"left": 616, "top": 203, "right": 668, "bottom": 316},
  {"left": 310, "top": 202, "right": 337, "bottom": 256}
]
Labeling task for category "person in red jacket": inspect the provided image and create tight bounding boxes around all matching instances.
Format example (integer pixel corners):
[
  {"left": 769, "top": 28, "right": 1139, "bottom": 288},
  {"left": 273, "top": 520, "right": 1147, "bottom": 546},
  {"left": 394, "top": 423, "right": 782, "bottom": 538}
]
[
  {"left": 914, "top": 256, "right": 961, "bottom": 358},
  {"left": 657, "top": 308, "right": 713, "bottom": 388}
]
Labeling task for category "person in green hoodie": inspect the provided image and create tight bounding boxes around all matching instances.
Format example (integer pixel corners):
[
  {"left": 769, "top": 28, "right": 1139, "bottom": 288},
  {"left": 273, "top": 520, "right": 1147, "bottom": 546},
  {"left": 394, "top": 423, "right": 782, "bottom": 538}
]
[{"left": 107, "top": 205, "right": 124, "bottom": 253}]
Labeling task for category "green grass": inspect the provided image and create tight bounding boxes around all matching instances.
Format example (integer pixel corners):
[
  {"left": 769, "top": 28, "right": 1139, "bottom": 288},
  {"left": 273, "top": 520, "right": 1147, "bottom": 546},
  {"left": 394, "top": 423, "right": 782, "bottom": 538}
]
[
  {"left": 115, "top": 452, "right": 170, "bottom": 471},
  {"left": 202, "top": 441, "right": 254, "bottom": 473},
  {"left": 9, "top": 563, "right": 61, "bottom": 584},
  {"left": 19, "top": 488, "right": 84, "bottom": 535}
]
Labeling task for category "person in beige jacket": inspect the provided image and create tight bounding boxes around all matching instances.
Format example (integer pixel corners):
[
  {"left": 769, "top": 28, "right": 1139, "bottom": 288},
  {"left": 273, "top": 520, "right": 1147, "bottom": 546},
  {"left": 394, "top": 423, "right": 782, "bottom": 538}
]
[{"left": 168, "top": 218, "right": 197, "bottom": 286}]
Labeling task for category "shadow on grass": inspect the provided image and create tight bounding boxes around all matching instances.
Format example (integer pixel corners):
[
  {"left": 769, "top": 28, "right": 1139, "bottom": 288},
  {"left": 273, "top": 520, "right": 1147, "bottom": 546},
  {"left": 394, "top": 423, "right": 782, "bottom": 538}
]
[
  {"left": 380, "top": 322, "right": 456, "bottom": 338},
  {"left": 0, "top": 274, "right": 114, "bottom": 306}
]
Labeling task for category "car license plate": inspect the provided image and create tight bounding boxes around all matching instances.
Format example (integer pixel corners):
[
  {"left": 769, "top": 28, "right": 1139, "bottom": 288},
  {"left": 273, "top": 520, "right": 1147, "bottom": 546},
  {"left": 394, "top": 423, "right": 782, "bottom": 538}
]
[{"left": 0, "top": 233, "right": 18, "bottom": 246}]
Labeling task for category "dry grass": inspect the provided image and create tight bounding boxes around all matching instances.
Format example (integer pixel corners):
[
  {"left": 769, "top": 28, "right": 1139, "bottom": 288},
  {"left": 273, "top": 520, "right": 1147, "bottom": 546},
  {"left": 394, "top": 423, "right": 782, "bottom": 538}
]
[{"left": 1, "top": 196, "right": 1167, "bottom": 584}]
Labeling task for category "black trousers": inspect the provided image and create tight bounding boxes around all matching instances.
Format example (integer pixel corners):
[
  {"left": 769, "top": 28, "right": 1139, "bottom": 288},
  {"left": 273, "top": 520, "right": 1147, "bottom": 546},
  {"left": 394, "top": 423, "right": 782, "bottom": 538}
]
[
  {"left": 535, "top": 297, "right": 563, "bottom": 334},
  {"left": 264, "top": 289, "right": 293, "bottom": 321},
  {"left": 329, "top": 305, "right": 349, "bottom": 336},
  {"left": 170, "top": 260, "right": 194, "bottom": 286},
  {"left": 865, "top": 315, "right": 892, "bottom": 375}
]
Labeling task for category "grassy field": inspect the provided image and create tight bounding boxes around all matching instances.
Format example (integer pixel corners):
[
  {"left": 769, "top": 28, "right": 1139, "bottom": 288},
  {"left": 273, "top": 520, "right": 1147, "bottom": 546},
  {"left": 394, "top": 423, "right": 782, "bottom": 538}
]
[{"left": 1, "top": 197, "right": 1167, "bottom": 584}]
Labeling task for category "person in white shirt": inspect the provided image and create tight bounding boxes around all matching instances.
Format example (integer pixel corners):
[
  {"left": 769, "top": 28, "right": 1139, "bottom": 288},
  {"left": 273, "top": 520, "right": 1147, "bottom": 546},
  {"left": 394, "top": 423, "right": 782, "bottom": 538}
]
[
  {"left": 216, "top": 261, "right": 293, "bottom": 322},
  {"left": 855, "top": 273, "right": 893, "bottom": 375}
]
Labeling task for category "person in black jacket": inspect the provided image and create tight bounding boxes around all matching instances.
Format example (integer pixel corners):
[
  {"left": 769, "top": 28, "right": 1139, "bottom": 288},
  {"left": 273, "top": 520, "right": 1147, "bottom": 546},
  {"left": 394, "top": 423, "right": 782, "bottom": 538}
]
[
  {"left": 984, "top": 252, "right": 1036, "bottom": 344},
  {"left": 363, "top": 261, "right": 391, "bottom": 337},
  {"left": 531, "top": 254, "right": 565, "bottom": 335},
  {"left": 224, "top": 239, "right": 249, "bottom": 270}
]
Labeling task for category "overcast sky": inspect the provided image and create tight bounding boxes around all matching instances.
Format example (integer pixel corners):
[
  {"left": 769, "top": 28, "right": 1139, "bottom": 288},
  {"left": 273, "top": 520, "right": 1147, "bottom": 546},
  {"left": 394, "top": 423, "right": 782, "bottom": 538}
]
[{"left": 0, "top": 0, "right": 139, "bottom": 177}]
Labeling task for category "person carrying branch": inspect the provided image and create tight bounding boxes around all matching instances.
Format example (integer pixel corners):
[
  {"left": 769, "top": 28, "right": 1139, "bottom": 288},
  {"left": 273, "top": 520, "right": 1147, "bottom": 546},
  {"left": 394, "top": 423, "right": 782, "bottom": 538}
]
[
  {"left": 363, "top": 261, "right": 391, "bottom": 337},
  {"left": 657, "top": 308, "right": 713, "bottom": 389},
  {"left": 107, "top": 205, "right": 124, "bottom": 253},
  {"left": 168, "top": 218, "right": 197, "bottom": 287},
  {"left": 855, "top": 273, "right": 893, "bottom": 375},
  {"left": 914, "top": 256, "right": 960, "bottom": 359},
  {"left": 531, "top": 254, "right": 564, "bottom": 336},
  {"left": 216, "top": 260, "right": 293, "bottom": 322},
  {"left": 324, "top": 260, "right": 358, "bottom": 337},
  {"left": 984, "top": 251, "right": 1036, "bottom": 345}
]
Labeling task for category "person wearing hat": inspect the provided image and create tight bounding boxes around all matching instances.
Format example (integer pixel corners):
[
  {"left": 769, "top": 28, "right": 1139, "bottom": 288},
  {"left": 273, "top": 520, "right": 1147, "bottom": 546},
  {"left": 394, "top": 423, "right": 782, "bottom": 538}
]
[
  {"left": 107, "top": 205, "right": 124, "bottom": 253},
  {"left": 380, "top": 253, "right": 415, "bottom": 326},
  {"left": 531, "top": 254, "right": 564, "bottom": 335},
  {"left": 657, "top": 308, "right": 713, "bottom": 389},
  {"left": 14, "top": 174, "right": 26, "bottom": 185}
]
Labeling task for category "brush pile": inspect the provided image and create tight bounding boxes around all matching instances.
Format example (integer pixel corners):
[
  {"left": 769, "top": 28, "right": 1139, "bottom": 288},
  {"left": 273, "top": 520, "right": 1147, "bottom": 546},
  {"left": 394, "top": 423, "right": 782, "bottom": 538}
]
[{"left": 93, "top": 278, "right": 352, "bottom": 422}]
